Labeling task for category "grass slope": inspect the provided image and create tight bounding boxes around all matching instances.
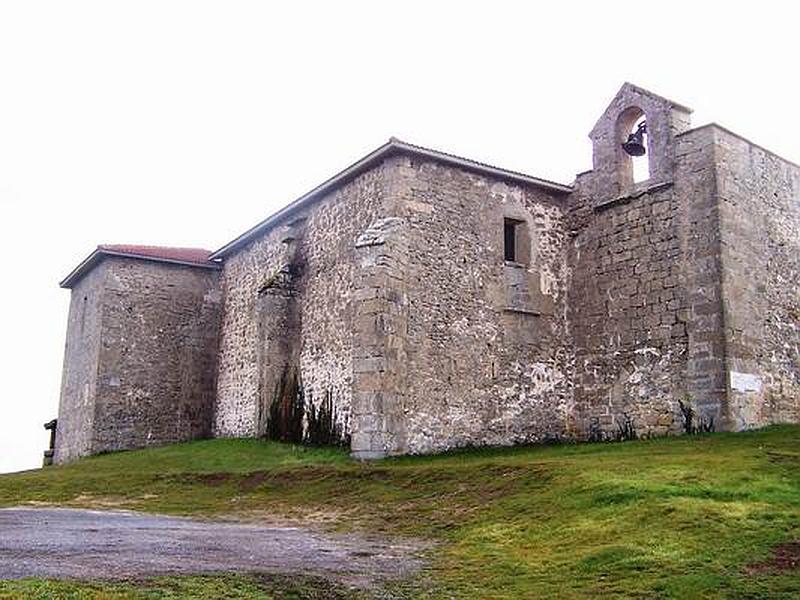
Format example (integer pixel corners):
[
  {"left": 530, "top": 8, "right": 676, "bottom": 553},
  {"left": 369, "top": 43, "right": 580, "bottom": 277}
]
[{"left": 1, "top": 427, "right": 799, "bottom": 598}]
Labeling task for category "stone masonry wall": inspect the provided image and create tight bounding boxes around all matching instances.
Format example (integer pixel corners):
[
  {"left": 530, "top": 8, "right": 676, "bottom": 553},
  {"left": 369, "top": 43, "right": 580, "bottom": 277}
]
[
  {"left": 54, "top": 263, "right": 107, "bottom": 463},
  {"left": 55, "top": 257, "right": 222, "bottom": 463},
  {"left": 351, "top": 214, "right": 410, "bottom": 458},
  {"left": 569, "top": 176, "right": 690, "bottom": 438},
  {"left": 714, "top": 128, "right": 800, "bottom": 428},
  {"left": 567, "top": 86, "right": 728, "bottom": 440},
  {"left": 359, "top": 156, "right": 572, "bottom": 455},
  {"left": 674, "top": 126, "right": 730, "bottom": 430},
  {"left": 90, "top": 258, "right": 222, "bottom": 455},
  {"left": 214, "top": 166, "right": 386, "bottom": 438}
]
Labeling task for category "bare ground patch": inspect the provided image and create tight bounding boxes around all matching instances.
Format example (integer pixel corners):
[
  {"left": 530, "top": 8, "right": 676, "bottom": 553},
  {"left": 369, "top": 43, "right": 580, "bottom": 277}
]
[
  {"left": 745, "top": 541, "right": 800, "bottom": 575},
  {"left": 0, "top": 507, "right": 430, "bottom": 590}
]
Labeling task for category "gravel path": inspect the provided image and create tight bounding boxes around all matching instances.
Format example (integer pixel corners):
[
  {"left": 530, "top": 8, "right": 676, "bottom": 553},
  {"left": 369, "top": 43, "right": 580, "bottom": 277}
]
[{"left": 0, "top": 507, "right": 427, "bottom": 586}]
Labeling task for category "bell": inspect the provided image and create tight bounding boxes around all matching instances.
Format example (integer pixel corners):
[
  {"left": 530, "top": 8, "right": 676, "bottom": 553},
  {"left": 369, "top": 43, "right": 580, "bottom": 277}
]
[{"left": 621, "top": 121, "right": 647, "bottom": 156}]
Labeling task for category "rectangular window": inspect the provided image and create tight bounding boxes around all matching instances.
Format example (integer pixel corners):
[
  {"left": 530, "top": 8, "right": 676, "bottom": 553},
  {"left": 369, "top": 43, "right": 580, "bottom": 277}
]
[{"left": 504, "top": 219, "right": 519, "bottom": 262}]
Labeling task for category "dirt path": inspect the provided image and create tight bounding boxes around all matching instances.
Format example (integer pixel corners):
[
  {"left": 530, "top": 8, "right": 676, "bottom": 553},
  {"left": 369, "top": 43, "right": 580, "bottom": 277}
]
[{"left": 0, "top": 507, "right": 428, "bottom": 587}]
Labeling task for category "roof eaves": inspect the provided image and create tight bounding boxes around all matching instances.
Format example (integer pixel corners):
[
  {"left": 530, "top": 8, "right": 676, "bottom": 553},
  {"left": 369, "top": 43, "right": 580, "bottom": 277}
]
[
  {"left": 60, "top": 248, "right": 221, "bottom": 289},
  {"left": 209, "top": 140, "right": 396, "bottom": 260},
  {"left": 391, "top": 139, "right": 574, "bottom": 194},
  {"left": 210, "top": 138, "right": 573, "bottom": 260},
  {"left": 59, "top": 249, "right": 104, "bottom": 289},
  {"left": 98, "top": 249, "right": 222, "bottom": 270}
]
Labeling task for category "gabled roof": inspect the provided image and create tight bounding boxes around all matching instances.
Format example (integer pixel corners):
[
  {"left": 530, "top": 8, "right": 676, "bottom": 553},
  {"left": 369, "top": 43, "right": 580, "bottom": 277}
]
[
  {"left": 60, "top": 244, "right": 220, "bottom": 289},
  {"left": 210, "top": 138, "right": 573, "bottom": 260}
]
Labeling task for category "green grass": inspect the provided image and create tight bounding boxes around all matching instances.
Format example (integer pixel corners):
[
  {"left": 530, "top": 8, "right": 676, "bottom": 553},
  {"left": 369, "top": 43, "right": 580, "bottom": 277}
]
[
  {"left": 0, "top": 573, "right": 361, "bottom": 600},
  {"left": 1, "top": 427, "right": 799, "bottom": 598}
]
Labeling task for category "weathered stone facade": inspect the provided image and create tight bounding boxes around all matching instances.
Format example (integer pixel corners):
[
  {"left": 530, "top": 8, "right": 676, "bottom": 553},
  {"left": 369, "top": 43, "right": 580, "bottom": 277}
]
[
  {"left": 360, "top": 156, "right": 572, "bottom": 456},
  {"left": 568, "top": 86, "right": 705, "bottom": 439},
  {"left": 714, "top": 128, "right": 800, "bottom": 427},
  {"left": 56, "top": 263, "right": 107, "bottom": 462},
  {"left": 55, "top": 250, "right": 222, "bottom": 463},
  {"left": 565, "top": 84, "right": 799, "bottom": 440},
  {"left": 54, "top": 83, "right": 799, "bottom": 462},
  {"left": 213, "top": 165, "right": 387, "bottom": 439}
]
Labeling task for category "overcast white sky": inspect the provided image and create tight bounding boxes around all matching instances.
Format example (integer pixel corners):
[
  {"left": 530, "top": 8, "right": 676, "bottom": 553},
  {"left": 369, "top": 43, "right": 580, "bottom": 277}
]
[{"left": 1, "top": 1, "right": 798, "bottom": 474}]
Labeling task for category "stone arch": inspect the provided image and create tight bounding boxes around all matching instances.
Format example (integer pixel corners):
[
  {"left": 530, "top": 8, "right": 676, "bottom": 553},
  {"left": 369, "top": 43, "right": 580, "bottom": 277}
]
[{"left": 587, "top": 83, "right": 693, "bottom": 201}]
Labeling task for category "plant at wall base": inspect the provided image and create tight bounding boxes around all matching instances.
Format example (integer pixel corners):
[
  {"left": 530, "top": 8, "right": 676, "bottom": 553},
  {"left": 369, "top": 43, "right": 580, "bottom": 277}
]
[
  {"left": 265, "top": 370, "right": 350, "bottom": 447},
  {"left": 615, "top": 413, "right": 637, "bottom": 441},
  {"left": 305, "top": 390, "right": 351, "bottom": 448},
  {"left": 266, "top": 367, "right": 305, "bottom": 444},
  {"left": 678, "top": 398, "right": 695, "bottom": 435},
  {"left": 587, "top": 417, "right": 604, "bottom": 443},
  {"left": 696, "top": 415, "right": 715, "bottom": 433},
  {"left": 678, "top": 397, "right": 716, "bottom": 435},
  {"left": 541, "top": 433, "right": 565, "bottom": 445}
]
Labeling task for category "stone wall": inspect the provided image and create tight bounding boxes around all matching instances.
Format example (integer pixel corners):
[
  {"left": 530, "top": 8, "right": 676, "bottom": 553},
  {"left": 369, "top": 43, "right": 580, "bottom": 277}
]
[
  {"left": 569, "top": 176, "right": 691, "bottom": 438},
  {"left": 54, "top": 257, "right": 222, "bottom": 463},
  {"left": 214, "top": 165, "right": 386, "bottom": 438},
  {"left": 351, "top": 213, "right": 410, "bottom": 457},
  {"left": 351, "top": 155, "right": 572, "bottom": 457},
  {"left": 91, "top": 257, "right": 222, "bottom": 454},
  {"left": 54, "top": 263, "right": 106, "bottom": 463},
  {"left": 566, "top": 85, "right": 724, "bottom": 440},
  {"left": 674, "top": 126, "right": 730, "bottom": 431},
  {"left": 714, "top": 127, "right": 800, "bottom": 428}
]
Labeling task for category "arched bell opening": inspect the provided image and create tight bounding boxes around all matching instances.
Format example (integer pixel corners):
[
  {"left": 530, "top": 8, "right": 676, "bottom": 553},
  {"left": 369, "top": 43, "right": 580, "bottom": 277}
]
[{"left": 616, "top": 106, "right": 651, "bottom": 192}]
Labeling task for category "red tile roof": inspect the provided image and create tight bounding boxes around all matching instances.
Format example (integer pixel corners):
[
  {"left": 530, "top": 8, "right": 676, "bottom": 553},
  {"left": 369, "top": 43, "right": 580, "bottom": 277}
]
[
  {"left": 60, "top": 244, "right": 220, "bottom": 288},
  {"left": 97, "top": 244, "right": 215, "bottom": 266}
]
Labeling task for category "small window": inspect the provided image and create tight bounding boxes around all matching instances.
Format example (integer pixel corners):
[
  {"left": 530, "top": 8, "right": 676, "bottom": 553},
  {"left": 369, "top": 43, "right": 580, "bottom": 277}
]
[
  {"left": 504, "top": 218, "right": 529, "bottom": 264},
  {"left": 504, "top": 219, "right": 518, "bottom": 262}
]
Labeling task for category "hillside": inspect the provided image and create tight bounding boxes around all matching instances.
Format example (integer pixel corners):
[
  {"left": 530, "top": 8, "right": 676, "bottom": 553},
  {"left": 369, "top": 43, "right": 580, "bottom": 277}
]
[{"left": 1, "top": 427, "right": 799, "bottom": 599}]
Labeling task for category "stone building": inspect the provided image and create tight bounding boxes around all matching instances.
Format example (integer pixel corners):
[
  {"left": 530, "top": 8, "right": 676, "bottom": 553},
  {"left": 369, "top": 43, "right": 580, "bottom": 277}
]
[
  {"left": 56, "top": 246, "right": 222, "bottom": 462},
  {"left": 53, "top": 83, "right": 800, "bottom": 463}
]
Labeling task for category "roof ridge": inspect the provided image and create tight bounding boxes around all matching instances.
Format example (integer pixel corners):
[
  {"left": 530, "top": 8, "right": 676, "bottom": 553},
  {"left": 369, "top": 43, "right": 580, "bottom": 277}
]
[
  {"left": 210, "top": 138, "right": 573, "bottom": 260},
  {"left": 388, "top": 138, "right": 571, "bottom": 191}
]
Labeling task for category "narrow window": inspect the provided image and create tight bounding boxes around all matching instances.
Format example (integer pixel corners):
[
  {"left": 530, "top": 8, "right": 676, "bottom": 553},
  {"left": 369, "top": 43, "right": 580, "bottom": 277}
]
[
  {"left": 80, "top": 296, "right": 88, "bottom": 336},
  {"left": 504, "top": 219, "right": 518, "bottom": 262}
]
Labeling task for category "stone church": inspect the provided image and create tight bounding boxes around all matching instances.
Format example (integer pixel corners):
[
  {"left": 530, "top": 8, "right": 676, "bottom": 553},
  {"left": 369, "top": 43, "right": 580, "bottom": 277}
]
[{"left": 52, "top": 83, "right": 800, "bottom": 464}]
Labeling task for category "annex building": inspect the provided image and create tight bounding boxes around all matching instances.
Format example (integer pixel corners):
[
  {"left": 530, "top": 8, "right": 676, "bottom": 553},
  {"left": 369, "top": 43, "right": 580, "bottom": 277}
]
[{"left": 51, "top": 84, "right": 800, "bottom": 464}]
